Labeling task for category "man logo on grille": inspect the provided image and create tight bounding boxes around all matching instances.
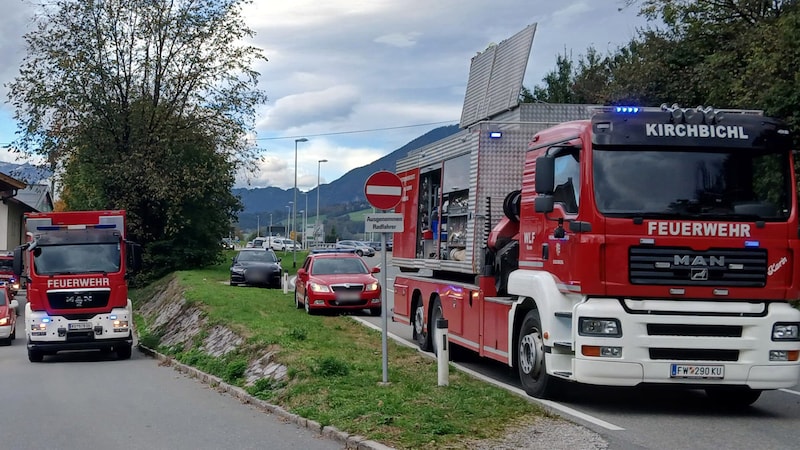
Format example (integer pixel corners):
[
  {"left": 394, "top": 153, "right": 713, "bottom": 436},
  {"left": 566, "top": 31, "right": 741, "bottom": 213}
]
[{"left": 691, "top": 268, "right": 709, "bottom": 281}]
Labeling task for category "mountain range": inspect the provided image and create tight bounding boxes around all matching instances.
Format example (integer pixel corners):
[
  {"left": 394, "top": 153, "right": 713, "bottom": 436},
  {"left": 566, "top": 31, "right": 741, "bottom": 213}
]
[{"left": 234, "top": 124, "right": 459, "bottom": 231}]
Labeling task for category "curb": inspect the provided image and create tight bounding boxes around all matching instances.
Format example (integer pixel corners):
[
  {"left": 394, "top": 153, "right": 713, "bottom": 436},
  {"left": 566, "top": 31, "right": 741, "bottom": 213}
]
[{"left": 137, "top": 344, "right": 395, "bottom": 450}]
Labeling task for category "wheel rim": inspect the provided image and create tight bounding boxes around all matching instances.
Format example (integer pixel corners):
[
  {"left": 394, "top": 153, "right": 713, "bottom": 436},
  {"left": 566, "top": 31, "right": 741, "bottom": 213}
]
[
  {"left": 519, "top": 330, "right": 544, "bottom": 378},
  {"left": 414, "top": 305, "right": 425, "bottom": 336},
  {"left": 305, "top": 295, "right": 310, "bottom": 313}
]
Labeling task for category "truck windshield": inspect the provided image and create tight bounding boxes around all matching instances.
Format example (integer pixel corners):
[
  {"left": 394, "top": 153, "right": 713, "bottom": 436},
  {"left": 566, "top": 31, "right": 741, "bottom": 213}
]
[
  {"left": 592, "top": 148, "right": 791, "bottom": 220},
  {"left": 0, "top": 259, "right": 12, "bottom": 270},
  {"left": 33, "top": 243, "right": 121, "bottom": 275}
]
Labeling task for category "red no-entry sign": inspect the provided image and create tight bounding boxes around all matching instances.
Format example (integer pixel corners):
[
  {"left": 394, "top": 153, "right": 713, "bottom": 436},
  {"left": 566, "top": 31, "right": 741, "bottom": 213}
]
[{"left": 364, "top": 170, "right": 403, "bottom": 210}]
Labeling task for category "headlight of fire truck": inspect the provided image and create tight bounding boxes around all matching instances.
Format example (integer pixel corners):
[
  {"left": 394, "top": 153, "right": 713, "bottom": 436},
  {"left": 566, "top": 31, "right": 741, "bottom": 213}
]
[
  {"left": 772, "top": 323, "right": 800, "bottom": 341},
  {"left": 579, "top": 318, "right": 622, "bottom": 337}
]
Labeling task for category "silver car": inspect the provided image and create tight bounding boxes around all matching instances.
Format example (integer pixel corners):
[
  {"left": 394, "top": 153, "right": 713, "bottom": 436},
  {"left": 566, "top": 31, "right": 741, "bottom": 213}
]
[{"left": 335, "top": 240, "right": 375, "bottom": 257}]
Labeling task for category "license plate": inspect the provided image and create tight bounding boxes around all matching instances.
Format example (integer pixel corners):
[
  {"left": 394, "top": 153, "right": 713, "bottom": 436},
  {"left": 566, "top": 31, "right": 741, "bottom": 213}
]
[
  {"left": 670, "top": 363, "right": 724, "bottom": 379},
  {"left": 68, "top": 322, "right": 93, "bottom": 330},
  {"left": 336, "top": 293, "right": 361, "bottom": 302}
]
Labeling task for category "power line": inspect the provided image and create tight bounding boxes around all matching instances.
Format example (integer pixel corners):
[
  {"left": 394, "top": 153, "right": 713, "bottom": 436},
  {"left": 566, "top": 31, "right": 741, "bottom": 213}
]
[{"left": 254, "top": 120, "right": 457, "bottom": 141}]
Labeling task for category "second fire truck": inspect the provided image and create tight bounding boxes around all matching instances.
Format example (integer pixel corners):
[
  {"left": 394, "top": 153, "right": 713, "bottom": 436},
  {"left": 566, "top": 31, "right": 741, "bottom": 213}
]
[{"left": 392, "top": 103, "right": 800, "bottom": 405}]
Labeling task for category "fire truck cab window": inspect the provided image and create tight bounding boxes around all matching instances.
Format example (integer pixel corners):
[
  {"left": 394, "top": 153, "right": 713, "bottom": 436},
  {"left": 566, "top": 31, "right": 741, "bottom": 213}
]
[
  {"left": 552, "top": 151, "right": 580, "bottom": 214},
  {"left": 33, "top": 243, "right": 122, "bottom": 275}
]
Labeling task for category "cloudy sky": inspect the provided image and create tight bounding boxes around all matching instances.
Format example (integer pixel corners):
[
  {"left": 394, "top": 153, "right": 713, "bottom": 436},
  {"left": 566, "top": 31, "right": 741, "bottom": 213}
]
[{"left": 0, "top": 0, "right": 651, "bottom": 191}]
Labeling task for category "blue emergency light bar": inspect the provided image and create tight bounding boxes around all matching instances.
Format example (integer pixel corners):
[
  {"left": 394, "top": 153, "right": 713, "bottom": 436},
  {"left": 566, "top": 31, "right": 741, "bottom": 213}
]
[
  {"left": 615, "top": 106, "right": 640, "bottom": 114},
  {"left": 489, "top": 131, "right": 502, "bottom": 139},
  {"left": 36, "top": 224, "right": 117, "bottom": 231}
]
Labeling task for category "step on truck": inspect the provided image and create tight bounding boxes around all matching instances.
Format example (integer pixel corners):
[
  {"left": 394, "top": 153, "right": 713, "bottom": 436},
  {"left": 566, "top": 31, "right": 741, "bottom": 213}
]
[
  {"left": 392, "top": 103, "right": 800, "bottom": 406},
  {"left": 13, "top": 210, "right": 142, "bottom": 362}
]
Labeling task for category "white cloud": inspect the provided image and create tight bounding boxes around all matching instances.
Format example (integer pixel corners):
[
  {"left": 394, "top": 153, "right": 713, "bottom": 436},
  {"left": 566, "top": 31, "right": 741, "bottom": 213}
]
[
  {"left": 374, "top": 32, "right": 422, "bottom": 48},
  {"left": 0, "top": 0, "right": 652, "bottom": 189}
]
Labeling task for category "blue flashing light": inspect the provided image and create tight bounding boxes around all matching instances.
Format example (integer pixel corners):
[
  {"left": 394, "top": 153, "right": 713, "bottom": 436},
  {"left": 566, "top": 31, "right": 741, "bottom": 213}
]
[
  {"left": 94, "top": 224, "right": 116, "bottom": 229},
  {"left": 36, "top": 226, "right": 61, "bottom": 231},
  {"left": 110, "top": 315, "right": 117, "bottom": 320},
  {"left": 615, "top": 106, "right": 640, "bottom": 114},
  {"left": 42, "top": 317, "right": 51, "bottom": 323},
  {"left": 489, "top": 131, "right": 502, "bottom": 139},
  {"left": 744, "top": 241, "right": 760, "bottom": 248}
]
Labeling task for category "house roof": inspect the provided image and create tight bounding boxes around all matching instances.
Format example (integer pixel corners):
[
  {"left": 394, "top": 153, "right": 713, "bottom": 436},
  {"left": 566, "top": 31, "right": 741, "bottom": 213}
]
[
  {"left": 0, "top": 172, "right": 26, "bottom": 191},
  {"left": 14, "top": 184, "right": 54, "bottom": 212}
]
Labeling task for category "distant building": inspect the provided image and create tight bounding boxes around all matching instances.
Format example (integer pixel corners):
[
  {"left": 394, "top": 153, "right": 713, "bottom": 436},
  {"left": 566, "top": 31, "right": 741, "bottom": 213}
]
[{"left": 0, "top": 174, "right": 54, "bottom": 250}]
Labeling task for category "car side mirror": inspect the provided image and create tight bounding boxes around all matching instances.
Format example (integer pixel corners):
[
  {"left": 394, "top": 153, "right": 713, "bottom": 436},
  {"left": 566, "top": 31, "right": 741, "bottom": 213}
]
[
  {"left": 297, "top": 268, "right": 308, "bottom": 281},
  {"left": 371, "top": 267, "right": 381, "bottom": 274}
]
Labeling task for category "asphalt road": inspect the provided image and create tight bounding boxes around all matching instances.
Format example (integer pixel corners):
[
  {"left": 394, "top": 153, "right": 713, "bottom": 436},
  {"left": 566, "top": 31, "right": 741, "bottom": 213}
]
[
  {"left": 0, "top": 292, "right": 343, "bottom": 450},
  {"left": 362, "top": 252, "right": 800, "bottom": 450}
]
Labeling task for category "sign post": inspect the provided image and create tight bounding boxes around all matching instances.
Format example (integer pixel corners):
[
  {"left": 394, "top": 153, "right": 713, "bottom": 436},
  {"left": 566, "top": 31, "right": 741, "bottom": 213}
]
[{"left": 364, "top": 171, "right": 403, "bottom": 384}]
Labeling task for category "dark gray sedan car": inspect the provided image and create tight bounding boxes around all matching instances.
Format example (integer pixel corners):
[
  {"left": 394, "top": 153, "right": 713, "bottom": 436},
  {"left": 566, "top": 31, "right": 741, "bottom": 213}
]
[{"left": 230, "top": 248, "right": 283, "bottom": 288}]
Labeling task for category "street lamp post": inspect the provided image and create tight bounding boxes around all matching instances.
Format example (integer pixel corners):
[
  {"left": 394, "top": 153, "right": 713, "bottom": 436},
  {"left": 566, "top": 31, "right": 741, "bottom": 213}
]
[
  {"left": 257, "top": 215, "right": 260, "bottom": 237},
  {"left": 293, "top": 138, "right": 308, "bottom": 267},
  {"left": 269, "top": 214, "right": 273, "bottom": 236},
  {"left": 303, "top": 192, "right": 308, "bottom": 249},
  {"left": 285, "top": 205, "right": 291, "bottom": 238},
  {"left": 316, "top": 159, "right": 328, "bottom": 244}
]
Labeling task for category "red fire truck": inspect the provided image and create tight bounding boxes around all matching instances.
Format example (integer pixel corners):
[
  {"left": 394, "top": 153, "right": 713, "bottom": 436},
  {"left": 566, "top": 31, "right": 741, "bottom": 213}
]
[
  {"left": 0, "top": 251, "right": 20, "bottom": 296},
  {"left": 392, "top": 104, "right": 800, "bottom": 405},
  {"left": 13, "top": 210, "right": 142, "bottom": 362}
]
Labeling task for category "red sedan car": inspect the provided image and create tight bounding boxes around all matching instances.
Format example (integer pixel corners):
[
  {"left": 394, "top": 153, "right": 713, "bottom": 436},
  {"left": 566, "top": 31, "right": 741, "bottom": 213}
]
[
  {"left": 0, "top": 285, "right": 18, "bottom": 345},
  {"left": 295, "top": 252, "right": 381, "bottom": 316}
]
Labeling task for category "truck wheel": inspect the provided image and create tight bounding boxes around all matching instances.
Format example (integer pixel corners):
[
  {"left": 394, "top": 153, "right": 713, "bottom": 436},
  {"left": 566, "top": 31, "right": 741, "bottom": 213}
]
[
  {"left": 429, "top": 298, "right": 444, "bottom": 356},
  {"left": 413, "top": 301, "right": 432, "bottom": 352},
  {"left": 116, "top": 344, "right": 132, "bottom": 360},
  {"left": 517, "top": 309, "right": 560, "bottom": 399},
  {"left": 705, "top": 387, "right": 761, "bottom": 407},
  {"left": 28, "top": 349, "right": 43, "bottom": 362}
]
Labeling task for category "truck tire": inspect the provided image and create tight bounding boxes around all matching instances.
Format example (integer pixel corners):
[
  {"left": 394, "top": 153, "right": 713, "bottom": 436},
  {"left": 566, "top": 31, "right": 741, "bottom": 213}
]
[
  {"left": 517, "top": 309, "right": 561, "bottom": 399},
  {"left": 116, "top": 344, "right": 132, "bottom": 360},
  {"left": 413, "top": 300, "right": 432, "bottom": 352},
  {"left": 28, "top": 348, "right": 43, "bottom": 362},
  {"left": 705, "top": 387, "right": 762, "bottom": 407},
  {"left": 429, "top": 298, "right": 444, "bottom": 356}
]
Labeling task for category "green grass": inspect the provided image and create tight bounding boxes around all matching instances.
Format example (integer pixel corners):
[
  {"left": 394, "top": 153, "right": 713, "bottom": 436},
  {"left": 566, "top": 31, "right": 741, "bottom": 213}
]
[{"left": 131, "top": 251, "right": 546, "bottom": 449}]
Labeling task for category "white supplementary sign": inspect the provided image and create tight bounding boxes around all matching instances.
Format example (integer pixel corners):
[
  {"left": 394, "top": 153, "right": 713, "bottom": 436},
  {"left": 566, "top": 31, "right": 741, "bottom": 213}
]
[{"left": 365, "top": 213, "right": 404, "bottom": 232}]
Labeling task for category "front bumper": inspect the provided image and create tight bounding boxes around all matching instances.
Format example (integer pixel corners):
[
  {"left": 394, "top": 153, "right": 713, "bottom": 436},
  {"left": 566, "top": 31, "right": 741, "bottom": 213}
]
[
  {"left": 307, "top": 293, "right": 381, "bottom": 311},
  {"left": 568, "top": 298, "right": 800, "bottom": 390},
  {"left": 0, "top": 324, "right": 13, "bottom": 339},
  {"left": 26, "top": 302, "right": 133, "bottom": 352}
]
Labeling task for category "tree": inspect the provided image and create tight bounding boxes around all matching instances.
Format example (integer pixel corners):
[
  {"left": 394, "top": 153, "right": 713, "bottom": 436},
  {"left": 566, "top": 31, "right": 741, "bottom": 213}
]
[{"left": 8, "top": 0, "right": 267, "bottom": 281}]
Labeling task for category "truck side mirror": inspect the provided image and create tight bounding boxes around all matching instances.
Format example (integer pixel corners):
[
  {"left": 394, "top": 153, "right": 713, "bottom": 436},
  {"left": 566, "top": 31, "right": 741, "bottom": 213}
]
[
  {"left": 12, "top": 247, "right": 23, "bottom": 277},
  {"left": 535, "top": 156, "right": 555, "bottom": 195},
  {"left": 126, "top": 242, "right": 143, "bottom": 273}
]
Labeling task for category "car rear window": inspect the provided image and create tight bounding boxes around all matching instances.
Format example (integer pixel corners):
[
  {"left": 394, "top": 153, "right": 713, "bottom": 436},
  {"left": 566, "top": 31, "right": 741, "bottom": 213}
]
[{"left": 237, "top": 251, "right": 277, "bottom": 262}]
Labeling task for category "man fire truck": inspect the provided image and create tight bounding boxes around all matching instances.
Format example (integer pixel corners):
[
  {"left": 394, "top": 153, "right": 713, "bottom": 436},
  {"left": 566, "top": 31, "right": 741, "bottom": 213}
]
[
  {"left": 0, "top": 251, "right": 20, "bottom": 296},
  {"left": 392, "top": 104, "right": 800, "bottom": 406},
  {"left": 13, "top": 210, "right": 141, "bottom": 362}
]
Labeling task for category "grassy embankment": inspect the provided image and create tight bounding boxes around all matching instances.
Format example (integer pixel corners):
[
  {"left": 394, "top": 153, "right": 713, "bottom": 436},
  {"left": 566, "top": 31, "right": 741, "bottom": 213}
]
[{"left": 131, "top": 250, "right": 549, "bottom": 449}]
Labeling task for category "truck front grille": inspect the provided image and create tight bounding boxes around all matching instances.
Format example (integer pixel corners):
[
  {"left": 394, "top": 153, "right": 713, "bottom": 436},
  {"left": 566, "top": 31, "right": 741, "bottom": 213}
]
[
  {"left": 629, "top": 246, "right": 767, "bottom": 287},
  {"left": 647, "top": 324, "right": 743, "bottom": 337},
  {"left": 47, "top": 290, "right": 111, "bottom": 309}
]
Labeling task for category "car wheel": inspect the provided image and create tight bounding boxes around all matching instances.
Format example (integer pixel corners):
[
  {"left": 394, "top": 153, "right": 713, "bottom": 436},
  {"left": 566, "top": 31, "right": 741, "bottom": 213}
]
[
  {"left": 230, "top": 278, "right": 238, "bottom": 287},
  {"left": 517, "top": 309, "right": 562, "bottom": 399},
  {"left": 356, "top": 249, "right": 363, "bottom": 256},
  {"left": 294, "top": 290, "right": 302, "bottom": 309},
  {"left": 369, "top": 306, "right": 382, "bottom": 317},
  {"left": 305, "top": 295, "right": 318, "bottom": 315},
  {"left": 10, "top": 324, "right": 15, "bottom": 340}
]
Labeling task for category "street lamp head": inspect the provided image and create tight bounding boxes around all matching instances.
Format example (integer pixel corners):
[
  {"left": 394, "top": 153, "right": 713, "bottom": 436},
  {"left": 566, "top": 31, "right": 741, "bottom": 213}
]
[
  {"left": 295, "top": 138, "right": 308, "bottom": 143},
  {"left": 318, "top": 158, "right": 328, "bottom": 163}
]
